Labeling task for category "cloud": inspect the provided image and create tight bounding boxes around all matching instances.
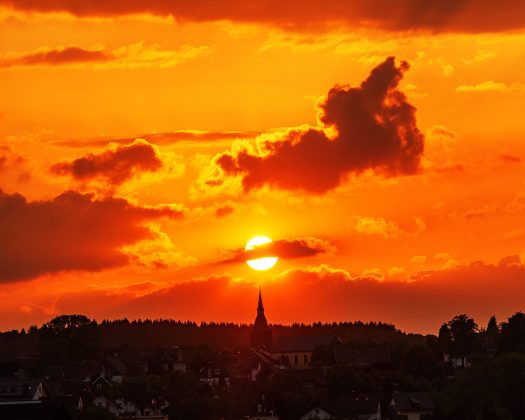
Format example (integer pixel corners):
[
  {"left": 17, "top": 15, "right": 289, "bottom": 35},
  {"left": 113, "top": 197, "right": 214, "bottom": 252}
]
[
  {"left": 410, "top": 255, "right": 427, "bottom": 264},
  {"left": 0, "top": 189, "right": 184, "bottom": 282},
  {"left": 24, "top": 255, "right": 525, "bottom": 334},
  {"left": 353, "top": 216, "right": 426, "bottom": 239},
  {"left": 50, "top": 139, "right": 182, "bottom": 187},
  {"left": 1, "top": 0, "right": 525, "bottom": 33},
  {"left": 211, "top": 57, "right": 424, "bottom": 194},
  {"left": 0, "top": 42, "right": 209, "bottom": 69},
  {"left": 456, "top": 81, "right": 509, "bottom": 92},
  {"left": 0, "top": 143, "right": 31, "bottom": 182},
  {"left": 214, "top": 205, "right": 234, "bottom": 218},
  {"left": 0, "top": 46, "right": 111, "bottom": 68},
  {"left": 221, "top": 236, "right": 336, "bottom": 264},
  {"left": 354, "top": 217, "right": 402, "bottom": 238},
  {"left": 0, "top": 143, "right": 26, "bottom": 171},
  {"left": 53, "top": 130, "right": 259, "bottom": 148}
]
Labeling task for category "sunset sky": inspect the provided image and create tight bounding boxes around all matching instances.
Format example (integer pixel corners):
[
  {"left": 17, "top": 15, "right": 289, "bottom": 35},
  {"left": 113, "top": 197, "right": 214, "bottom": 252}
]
[{"left": 1, "top": 1, "right": 525, "bottom": 334}]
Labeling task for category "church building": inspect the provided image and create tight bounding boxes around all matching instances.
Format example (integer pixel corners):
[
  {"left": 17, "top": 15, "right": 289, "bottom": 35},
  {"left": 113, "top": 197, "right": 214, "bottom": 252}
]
[{"left": 250, "top": 290, "right": 272, "bottom": 350}]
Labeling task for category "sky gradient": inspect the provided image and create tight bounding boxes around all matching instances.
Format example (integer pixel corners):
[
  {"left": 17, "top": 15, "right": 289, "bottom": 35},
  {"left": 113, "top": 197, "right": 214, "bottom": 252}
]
[{"left": 1, "top": 1, "right": 525, "bottom": 333}]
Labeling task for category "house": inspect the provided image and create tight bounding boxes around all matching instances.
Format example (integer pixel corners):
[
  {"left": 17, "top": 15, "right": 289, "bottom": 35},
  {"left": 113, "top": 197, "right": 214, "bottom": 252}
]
[
  {"left": 103, "top": 357, "right": 128, "bottom": 383},
  {"left": 300, "top": 393, "right": 381, "bottom": 420},
  {"left": 199, "top": 360, "right": 230, "bottom": 389},
  {"left": 270, "top": 335, "right": 335, "bottom": 369},
  {"left": 0, "top": 377, "right": 49, "bottom": 401},
  {"left": 247, "top": 393, "right": 278, "bottom": 420},
  {"left": 221, "top": 348, "right": 269, "bottom": 384},
  {"left": 334, "top": 346, "right": 391, "bottom": 367},
  {"left": 147, "top": 347, "right": 186, "bottom": 375},
  {"left": 92, "top": 394, "right": 121, "bottom": 416},
  {"left": 443, "top": 353, "right": 469, "bottom": 369},
  {"left": 300, "top": 407, "right": 334, "bottom": 420},
  {"left": 91, "top": 375, "right": 112, "bottom": 392},
  {"left": 391, "top": 391, "right": 435, "bottom": 420}
]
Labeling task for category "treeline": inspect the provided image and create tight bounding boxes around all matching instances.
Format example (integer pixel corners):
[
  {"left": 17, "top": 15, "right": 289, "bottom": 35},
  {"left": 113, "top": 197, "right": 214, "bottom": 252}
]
[{"left": 0, "top": 317, "right": 402, "bottom": 357}]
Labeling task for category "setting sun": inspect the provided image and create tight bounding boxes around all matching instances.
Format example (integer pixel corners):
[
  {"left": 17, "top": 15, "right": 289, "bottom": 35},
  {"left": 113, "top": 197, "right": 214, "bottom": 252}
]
[{"left": 245, "top": 236, "right": 279, "bottom": 271}]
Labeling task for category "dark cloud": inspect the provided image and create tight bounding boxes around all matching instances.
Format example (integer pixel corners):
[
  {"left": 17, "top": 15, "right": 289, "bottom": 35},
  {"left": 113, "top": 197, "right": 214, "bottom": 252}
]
[
  {"left": 0, "top": 46, "right": 111, "bottom": 68},
  {"left": 0, "top": 189, "right": 183, "bottom": 282},
  {"left": 215, "top": 57, "right": 424, "bottom": 193},
  {"left": 1, "top": 0, "right": 524, "bottom": 33},
  {"left": 50, "top": 139, "right": 164, "bottom": 186},
  {"left": 222, "top": 236, "right": 335, "bottom": 264}
]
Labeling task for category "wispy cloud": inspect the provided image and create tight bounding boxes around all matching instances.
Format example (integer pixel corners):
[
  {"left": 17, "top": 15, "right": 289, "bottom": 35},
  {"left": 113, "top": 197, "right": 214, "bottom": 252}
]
[{"left": 0, "top": 42, "right": 210, "bottom": 69}]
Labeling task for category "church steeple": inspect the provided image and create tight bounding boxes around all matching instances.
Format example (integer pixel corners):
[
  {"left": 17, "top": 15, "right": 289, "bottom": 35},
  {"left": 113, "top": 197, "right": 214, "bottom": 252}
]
[
  {"left": 251, "top": 288, "right": 272, "bottom": 349},
  {"left": 257, "top": 288, "right": 264, "bottom": 315}
]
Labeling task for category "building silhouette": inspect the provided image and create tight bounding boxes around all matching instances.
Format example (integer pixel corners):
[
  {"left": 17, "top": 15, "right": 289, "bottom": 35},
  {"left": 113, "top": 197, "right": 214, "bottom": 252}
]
[{"left": 250, "top": 289, "right": 272, "bottom": 350}]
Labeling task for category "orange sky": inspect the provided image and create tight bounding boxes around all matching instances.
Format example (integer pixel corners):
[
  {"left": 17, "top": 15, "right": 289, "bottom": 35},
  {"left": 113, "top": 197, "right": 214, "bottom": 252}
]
[{"left": 1, "top": 1, "right": 525, "bottom": 334}]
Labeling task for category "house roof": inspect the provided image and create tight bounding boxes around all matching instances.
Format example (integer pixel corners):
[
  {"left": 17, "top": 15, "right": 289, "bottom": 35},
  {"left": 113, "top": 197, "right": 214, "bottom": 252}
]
[
  {"left": 0, "top": 378, "right": 45, "bottom": 401},
  {"left": 271, "top": 335, "right": 334, "bottom": 353},
  {"left": 392, "top": 391, "right": 435, "bottom": 412},
  {"left": 334, "top": 346, "right": 391, "bottom": 366}
]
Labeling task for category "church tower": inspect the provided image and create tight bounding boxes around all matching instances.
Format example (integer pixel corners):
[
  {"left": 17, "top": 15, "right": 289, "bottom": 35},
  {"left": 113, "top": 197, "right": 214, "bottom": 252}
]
[{"left": 251, "top": 289, "right": 272, "bottom": 349}]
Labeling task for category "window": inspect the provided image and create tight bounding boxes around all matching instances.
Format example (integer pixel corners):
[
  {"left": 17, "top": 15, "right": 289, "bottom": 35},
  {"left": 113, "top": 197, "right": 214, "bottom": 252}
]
[
  {"left": 304, "top": 354, "right": 308, "bottom": 364},
  {"left": 257, "top": 404, "right": 262, "bottom": 413},
  {"left": 294, "top": 355, "right": 299, "bottom": 365}
]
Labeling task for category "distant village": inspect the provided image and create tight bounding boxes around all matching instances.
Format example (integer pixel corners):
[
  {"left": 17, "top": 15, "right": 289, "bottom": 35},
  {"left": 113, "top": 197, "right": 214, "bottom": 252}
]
[{"left": 1, "top": 292, "right": 525, "bottom": 419}]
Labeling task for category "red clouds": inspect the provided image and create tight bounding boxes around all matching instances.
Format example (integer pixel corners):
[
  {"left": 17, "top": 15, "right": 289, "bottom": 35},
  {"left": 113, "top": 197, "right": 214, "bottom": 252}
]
[
  {"left": 0, "top": 46, "right": 111, "bottom": 68},
  {"left": 215, "top": 57, "right": 424, "bottom": 193},
  {"left": 51, "top": 140, "right": 165, "bottom": 186},
  {"left": 1, "top": 1, "right": 525, "bottom": 33},
  {"left": 27, "top": 255, "right": 525, "bottom": 334},
  {"left": 0, "top": 189, "right": 183, "bottom": 282}
]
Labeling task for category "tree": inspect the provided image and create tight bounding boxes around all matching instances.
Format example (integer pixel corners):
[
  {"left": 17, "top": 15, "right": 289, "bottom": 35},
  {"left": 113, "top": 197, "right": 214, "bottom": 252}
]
[
  {"left": 326, "top": 365, "right": 374, "bottom": 397},
  {"left": 38, "top": 314, "right": 101, "bottom": 363},
  {"left": 485, "top": 315, "right": 499, "bottom": 356},
  {"left": 118, "top": 375, "right": 169, "bottom": 411},
  {"left": 499, "top": 312, "right": 525, "bottom": 353},
  {"left": 439, "top": 314, "right": 478, "bottom": 367},
  {"left": 401, "top": 343, "right": 440, "bottom": 379}
]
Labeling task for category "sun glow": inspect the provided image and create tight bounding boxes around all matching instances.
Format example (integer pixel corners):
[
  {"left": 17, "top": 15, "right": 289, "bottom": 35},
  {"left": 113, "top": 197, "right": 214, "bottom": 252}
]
[{"left": 245, "top": 236, "right": 278, "bottom": 271}]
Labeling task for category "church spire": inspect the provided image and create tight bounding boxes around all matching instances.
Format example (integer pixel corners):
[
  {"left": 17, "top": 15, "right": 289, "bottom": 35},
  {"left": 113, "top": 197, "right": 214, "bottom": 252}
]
[
  {"left": 257, "top": 288, "right": 264, "bottom": 315},
  {"left": 252, "top": 287, "right": 272, "bottom": 349}
]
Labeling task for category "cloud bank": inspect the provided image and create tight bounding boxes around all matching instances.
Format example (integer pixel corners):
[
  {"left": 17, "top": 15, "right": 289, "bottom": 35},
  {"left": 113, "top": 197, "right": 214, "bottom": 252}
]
[
  {"left": 1, "top": 0, "right": 524, "bottom": 33},
  {"left": 0, "top": 189, "right": 183, "bottom": 282}
]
